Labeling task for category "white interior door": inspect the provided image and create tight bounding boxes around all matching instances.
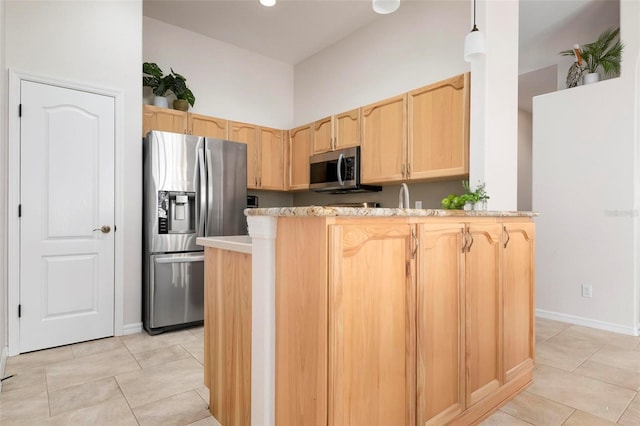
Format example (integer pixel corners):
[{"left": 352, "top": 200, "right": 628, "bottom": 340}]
[{"left": 19, "top": 80, "right": 115, "bottom": 353}]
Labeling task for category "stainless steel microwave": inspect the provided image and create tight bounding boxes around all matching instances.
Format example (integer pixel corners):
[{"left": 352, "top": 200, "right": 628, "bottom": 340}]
[{"left": 309, "top": 147, "right": 381, "bottom": 193}]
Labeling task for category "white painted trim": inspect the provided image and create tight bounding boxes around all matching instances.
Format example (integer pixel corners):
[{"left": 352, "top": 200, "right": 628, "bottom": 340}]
[
  {"left": 0, "top": 346, "right": 8, "bottom": 393},
  {"left": 7, "top": 69, "right": 126, "bottom": 355},
  {"left": 122, "top": 322, "right": 143, "bottom": 336},
  {"left": 247, "top": 215, "right": 277, "bottom": 426},
  {"left": 536, "top": 309, "right": 639, "bottom": 337}
]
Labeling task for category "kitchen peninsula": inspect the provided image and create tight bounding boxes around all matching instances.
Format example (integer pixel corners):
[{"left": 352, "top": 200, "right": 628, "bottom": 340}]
[{"left": 198, "top": 207, "right": 535, "bottom": 426}]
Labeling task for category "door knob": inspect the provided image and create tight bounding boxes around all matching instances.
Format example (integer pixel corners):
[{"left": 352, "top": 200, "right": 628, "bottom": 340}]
[{"left": 93, "top": 225, "right": 111, "bottom": 234}]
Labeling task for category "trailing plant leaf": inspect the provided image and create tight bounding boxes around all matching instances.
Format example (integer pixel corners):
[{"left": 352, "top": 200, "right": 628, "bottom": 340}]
[{"left": 142, "top": 62, "right": 173, "bottom": 97}]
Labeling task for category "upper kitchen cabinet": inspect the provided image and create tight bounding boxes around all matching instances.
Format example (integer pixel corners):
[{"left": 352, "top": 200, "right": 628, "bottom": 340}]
[
  {"left": 312, "top": 108, "right": 360, "bottom": 154},
  {"left": 289, "top": 123, "right": 312, "bottom": 190},
  {"left": 143, "top": 105, "right": 188, "bottom": 136},
  {"left": 143, "top": 105, "right": 229, "bottom": 139},
  {"left": 361, "top": 94, "right": 407, "bottom": 184},
  {"left": 189, "top": 113, "right": 228, "bottom": 139},
  {"left": 408, "top": 73, "right": 469, "bottom": 180},
  {"left": 229, "top": 121, "right": 285, "bottom": 191}
]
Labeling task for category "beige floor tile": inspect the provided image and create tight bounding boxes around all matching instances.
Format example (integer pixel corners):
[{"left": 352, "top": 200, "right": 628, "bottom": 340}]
[
  {"left": 116, "top": 357, "right": 204, "bottom": 407},
  {"left": 48, "top": 377, "right": 123, "bottom": 416},
  {"left": 196, "top": 386, "right": 210, "bottom": 405},
  {"left": 6, "top": 345, "right": 74, "bottom": 371},
  {"left": 558, "top": 325, "right": 640, "bottom": 350},
  {"left": 46, "top": 347, "right": 140, "bottom": 391},
  {"left": 499, "top": 391, "right": 574, "bottom": 425},
  {"left": 121, "top": 329, "right": 198, "bottom": 354},
  {"left": 182, "top": 338, "right": 205, "bottom": 364},
  {"left": 133, "top": 390, "right": 212, "bottom": 425},
  {"left": 0, "top": 383, "right": 50, "bottom": 423},
  {"left": 46, "top": 394, "right": 137, "bottom": 426},
  {"left": 619, "top": 400, "right": 640, "bottom": 426},
  {"left": 535, "top": 317, "right": 572, "bottom": 343},
  {"left": 573, "top": 359, "right": 640, "bottom": 391},
  {"left": 535, "top": 333, "right": 603, "bottom": 371},
  {"left": 189, "top": 326, "right": 205, "bottom": 339},
  {"left": 562, "top": 410, "right": 618, "bottom": 425},
  {"left": 480, "top": 410, "right": 534, "bottom": 425},
  {"left": 133, "top": 344, "right": 192, "bottom": 369},
  {"left": 71, "top": 337, "right": 125, "bottom": 358},
  {"left": 589, "top": 347, "right": 640, "bottom": 373},
  {"left": 187, "top": 416, "right": 222, "bottom": 426},
  {"left": 527, "top": 365, "right": 635, "bottom": 421},
  {"left": 1, "top": 365, "right": 46, "bottom": 392}
]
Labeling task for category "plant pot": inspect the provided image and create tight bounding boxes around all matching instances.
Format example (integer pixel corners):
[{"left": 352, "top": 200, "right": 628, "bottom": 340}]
[
  {"left": 583, "top": 72, "right": 601, "bottom": 85},
  {"left": 153, "top": 96, "right": 169, "bottom": 108},
  {"left": 173, "top": 99, "right": 189, "bottom": 112},
  {"left": 474, "top": 200, "right": 487, "bottom": 211}
]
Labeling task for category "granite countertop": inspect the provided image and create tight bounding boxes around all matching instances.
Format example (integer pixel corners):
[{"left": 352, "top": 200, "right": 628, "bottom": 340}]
[
  {"left": 244, "top": 206, "right": 537, "bottom": 218},
  {"left": 196, "top": 235, "right": 252, "bottom": 253}
]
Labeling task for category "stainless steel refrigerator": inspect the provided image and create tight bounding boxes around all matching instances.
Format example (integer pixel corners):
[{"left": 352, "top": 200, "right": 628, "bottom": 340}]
[{"left": 143, "top": 130, "right": 247, "bottom": 335}]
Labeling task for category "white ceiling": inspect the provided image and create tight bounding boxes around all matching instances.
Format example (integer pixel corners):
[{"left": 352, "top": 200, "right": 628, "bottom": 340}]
[{"left": 143, "top": 0, "right": 620, "bottom": 112}]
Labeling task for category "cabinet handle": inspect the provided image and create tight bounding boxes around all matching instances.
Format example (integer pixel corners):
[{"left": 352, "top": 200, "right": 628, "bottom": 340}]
[
  {"left": 504, "top": 226, "right": 510, "bottom": 248},
  {"left": 461, "top": 229, "right": 467, "bottom": 253},
  {"left": 401, "top": 164, "right": 406, "bottom": 178},
  {"left": 407, "top": 163, "right": 411, "bottom": 178},
  {"left": 467, "top": 231, "right": 474, "bottom": 252},
  {"left": 259, "top": 177, "right": 262, "bottom": 187},
  {"left": 411, "top": 229, "right": 419, "bottom": 259}
]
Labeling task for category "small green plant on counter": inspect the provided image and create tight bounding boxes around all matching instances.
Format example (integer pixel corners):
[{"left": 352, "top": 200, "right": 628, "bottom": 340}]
[{"left": 441, "top": 180, "right": 489, "bottom": 210}]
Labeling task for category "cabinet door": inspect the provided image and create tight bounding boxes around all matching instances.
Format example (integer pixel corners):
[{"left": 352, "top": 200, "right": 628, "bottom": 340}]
[
  {"left": 143, "top": 105, "right": 188, "bottom": 136},
  {"left": 408, "top": 73, "right": 469, "bottom": 180},
  {"left": 189, "top": 113, "right": 228, "bottom": 139},
  {"left": 361, "top": 95, "right": 407, "bottom": 184},
  {"left": 417, "top": 223, "right": 465, "bottom": 425},
  {"left": 329, "top": 223, "right": 416, "bottom": 426},
  {"left": 289, "top": 124, "right": 312, "bottom": 190},
  {"left": 465, "top": 223, "right": 502, "bottom": 407},
  {"left": 502, "top": 222, "right": 535, "bottom": 383},
  {"left": 259, "top": 126, "right": 285, "bottom": 190},
  {"left": 313, "top": 116, "right": 333, "bottom": 154},
  {"left": 334, "top": 108, "right": 360, "bottom": 149},
  {"left": 229, "top": 121, "right": 259, "bottom": 189}
]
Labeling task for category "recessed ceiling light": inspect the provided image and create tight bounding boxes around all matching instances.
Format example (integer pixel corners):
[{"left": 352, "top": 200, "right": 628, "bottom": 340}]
[{"left": 260, "top": 0, "right": 276, "bottom": 7}]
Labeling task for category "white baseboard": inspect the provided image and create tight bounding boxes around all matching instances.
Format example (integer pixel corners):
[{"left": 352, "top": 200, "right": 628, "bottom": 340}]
[
  {"left": 122, "top": 322, "right": 143, "bottom": 336},
  {"left": 0, "top": 346, "right": 8, "bottom": 393},
  {"left": 536, "top": 309, "right": 639, "bottom": 337}
]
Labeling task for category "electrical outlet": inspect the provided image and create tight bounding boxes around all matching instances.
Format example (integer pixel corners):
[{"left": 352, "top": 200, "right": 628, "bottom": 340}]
[
  {"left": 581, "top": 284, "right": 593, "bottom": 298},
  {"left": 415, "top": 201, "right": 423, "bottom": 209}
]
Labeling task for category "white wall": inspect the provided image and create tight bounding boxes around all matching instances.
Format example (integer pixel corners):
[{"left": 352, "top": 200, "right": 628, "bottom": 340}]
[
  {"left": 0, "top": 0, "right": 7, "bottom": 355},
  {"left": 294, "top": 0, "right": 469, "bottom": 126},
  {"left": 143, "top": 17, "right": 294, "bottom": 129},
  {"left": 518, "top": 110, "right": 532, "bottom": 211},
  {"left": 5, "top": 1, "right": 143, "bottom": 329},
  {"left": 532, "top": 0, "right": 640, "bottom": 334}
]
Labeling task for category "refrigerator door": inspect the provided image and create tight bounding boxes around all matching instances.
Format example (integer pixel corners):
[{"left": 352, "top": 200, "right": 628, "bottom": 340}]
[
  {"left": 148, "top": 252, "right": 204, "bottom": 331},
  {"left": 144, "top": 131, "right": 204, "bottom": 254},
  {"left": 205, "top": 139, "right": 248, "bottom": 236}
]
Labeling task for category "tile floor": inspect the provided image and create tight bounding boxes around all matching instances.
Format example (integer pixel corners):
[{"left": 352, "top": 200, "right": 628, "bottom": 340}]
[{"left": 1, "top": 318, "right": 640, "bottom": 425}]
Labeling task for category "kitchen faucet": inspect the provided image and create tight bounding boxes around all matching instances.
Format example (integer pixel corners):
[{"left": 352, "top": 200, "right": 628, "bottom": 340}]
[{"left": 398, "top": 183, "right": 410, "bottom": 209}]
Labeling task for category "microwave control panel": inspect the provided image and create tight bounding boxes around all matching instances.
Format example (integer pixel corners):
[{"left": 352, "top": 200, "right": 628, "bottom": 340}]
[{"left": 343, "top": 157, "right": 355, "bottom": 181}]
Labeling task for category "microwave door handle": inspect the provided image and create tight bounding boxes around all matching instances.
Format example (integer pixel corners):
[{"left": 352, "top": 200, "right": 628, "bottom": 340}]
[
  {"left": 337, "top": 153, "right": 345, "bottom": 186},
  {"left": 197, "top": 149, "right": 206, "bottom": 237}
]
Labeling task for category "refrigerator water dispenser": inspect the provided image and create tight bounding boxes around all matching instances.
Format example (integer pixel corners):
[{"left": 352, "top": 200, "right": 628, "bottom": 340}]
[{"left": 157, "top": 191, "right": 195, "bottom": 234}]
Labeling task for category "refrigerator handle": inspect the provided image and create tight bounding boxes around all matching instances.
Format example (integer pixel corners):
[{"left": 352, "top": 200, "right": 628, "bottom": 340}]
[
  {"left": 206, "top": 147, "right": 214, "bottom": 235},
  {"left": 197, "top": 149, "right": 206, "bottom": 237}
]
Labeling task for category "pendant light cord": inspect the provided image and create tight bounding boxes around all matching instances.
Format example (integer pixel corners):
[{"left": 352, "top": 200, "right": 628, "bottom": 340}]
[{"left": 471, "top": 0, "right": 479, "bottom": 32}]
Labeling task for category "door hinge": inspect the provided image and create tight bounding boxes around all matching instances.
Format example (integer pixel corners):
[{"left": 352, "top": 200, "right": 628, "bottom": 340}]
[
  {"left": 18, "top": 304, "right": 21, "bottom": 318},
  {"left": 18, "top": 204, "right": 22, "bottom": 217},
  {"left": 19, "top": 104, "right": 22, "bottom": 117}
]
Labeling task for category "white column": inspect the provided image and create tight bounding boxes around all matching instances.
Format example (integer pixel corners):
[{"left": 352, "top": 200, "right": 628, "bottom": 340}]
[
  {"left": 247, "top": 215, "right": 277, "bottom": 426},
  {"left": 469, "top": 0, "right": 519, "bottom": 210}
]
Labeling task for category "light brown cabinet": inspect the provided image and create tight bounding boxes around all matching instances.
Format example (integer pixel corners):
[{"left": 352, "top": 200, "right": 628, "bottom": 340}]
[
  {"left": 328, "top": 223, "right": 415, "bottom": 426},
  {"left": 313, "top": 108, "right": 360, "bottom": 154},
  {"left": 228, "top": 121, "right": 285, "bottom": 190},
  {"left": 288, "top": 123, "right": 312, "bottom": 190},
  {"left": 408, "top": 73, "right": 469, "bottom": 180},
  {"left": 361, "top": 95, "right": 407, "bottom": 183},
  {"left": 361, "top": 73, "right": 470, "bottom": 184},
  {"left": 143, "top": 105, "right": 228, "bottom": 138}
]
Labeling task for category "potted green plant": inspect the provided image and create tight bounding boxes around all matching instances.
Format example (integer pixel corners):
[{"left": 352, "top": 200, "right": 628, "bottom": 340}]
[
  {"left": 168, "top": 69, "right": 196, "bottom": 112},
  {"left": 142, "top": 62, "right": 172, "bottom": 107},
  {"left": 560, "top": 27, "right": 624, "bottom": 85}
]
